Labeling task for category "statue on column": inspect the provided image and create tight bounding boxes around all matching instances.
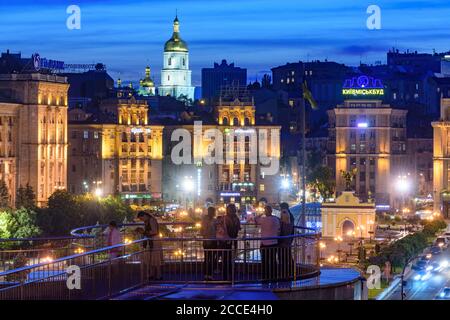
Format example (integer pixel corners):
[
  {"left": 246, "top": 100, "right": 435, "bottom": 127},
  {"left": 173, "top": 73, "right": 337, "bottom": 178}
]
[{"left": 340, "top": 168, "right": 357, "bottom": 191}]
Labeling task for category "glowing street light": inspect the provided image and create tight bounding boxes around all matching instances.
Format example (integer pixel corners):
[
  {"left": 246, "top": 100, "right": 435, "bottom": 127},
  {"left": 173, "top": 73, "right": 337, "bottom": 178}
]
[
  {"left": 94, "top": 188, "right": 103, "bottom": 198},
  {"left": 396, "top": 175, "right": 410, "bottom": 193},
  {"left": 183, "top": 177, "right": 194, "bottom": 192}
]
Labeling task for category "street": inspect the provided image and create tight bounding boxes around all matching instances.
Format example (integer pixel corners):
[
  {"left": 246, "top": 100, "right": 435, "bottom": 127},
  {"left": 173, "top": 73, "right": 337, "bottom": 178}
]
[{"left": 386, "top": 245, "right": 450, "bottom": 300}]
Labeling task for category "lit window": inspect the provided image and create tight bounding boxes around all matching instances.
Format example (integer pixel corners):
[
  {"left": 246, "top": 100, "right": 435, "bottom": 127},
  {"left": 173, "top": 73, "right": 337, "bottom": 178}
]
[
  {"left": 259, "top": 184, "right": 265, "bottom": 192},
  {"left": 83, "top": 131, "right": 89, "bottom": 139},
  {"left": 94, "top": 132, "right": 99, "bottom": 139}
]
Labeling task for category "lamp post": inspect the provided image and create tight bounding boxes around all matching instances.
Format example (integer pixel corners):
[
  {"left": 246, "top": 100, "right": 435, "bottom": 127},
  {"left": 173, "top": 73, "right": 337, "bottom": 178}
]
[
  {"left": 319, "top": 242, "right": 326, "bottom": 261},
  {"left": 182, "top": 176, "right": 194, "bottom": 210},
  {"left": 396, "top": 174, "right": 411, "bottom": 214},
  {"left": 368, "top": 220, "right": 374, "bottom": 243},
  {"left": 279, "top": 174, "right": 291, "bottom": 203},
  {"left": 334, "top": 236, "right": 343, "bottom": 262}
]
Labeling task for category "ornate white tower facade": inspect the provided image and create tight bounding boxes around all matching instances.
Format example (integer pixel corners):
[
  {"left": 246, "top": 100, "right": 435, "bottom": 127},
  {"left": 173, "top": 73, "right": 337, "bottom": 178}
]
[{"left": 158, "top": 16, "right": 195, "bottom": 103}]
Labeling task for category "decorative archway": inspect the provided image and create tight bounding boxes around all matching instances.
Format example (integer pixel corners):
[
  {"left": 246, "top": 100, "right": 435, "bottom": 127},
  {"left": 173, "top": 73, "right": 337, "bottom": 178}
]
[{"left": 341, "top": 219, "right": 355, "bottom": 238}]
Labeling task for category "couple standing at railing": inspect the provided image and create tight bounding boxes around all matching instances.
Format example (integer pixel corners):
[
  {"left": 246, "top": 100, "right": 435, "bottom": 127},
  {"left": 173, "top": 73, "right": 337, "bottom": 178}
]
[
  {"left": 200, "top": 204, "right": 242, "bottom": 281},
  {"left": 255, "top": 203, "right": 295, "bottom": 280},
  {"left": 200, "top": 202, "right": 295, "bottom": 281},
  {"left": 103, "top": 212, "right": 163, "bottom": 281}
]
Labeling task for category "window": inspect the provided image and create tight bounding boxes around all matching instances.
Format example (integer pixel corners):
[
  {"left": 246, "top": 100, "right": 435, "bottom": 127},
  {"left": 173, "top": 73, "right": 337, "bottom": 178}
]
[
  {"left": 94, "top": 132, "right": 99, "bottom": 139},
  {"left": 259, "top": 184, "right": 265, "bottom": 192},
  {"left": 83, "top": 131, "right": 89, "bottom": 139},
  {"left": 168, "top": 57, "right": 172, "bottom": 65},
  {"left": 183, "top": 58, "right": 185, "bottom": 66}
]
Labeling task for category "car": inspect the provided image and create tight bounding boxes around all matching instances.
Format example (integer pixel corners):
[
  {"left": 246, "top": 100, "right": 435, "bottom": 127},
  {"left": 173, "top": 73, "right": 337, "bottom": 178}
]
[
  {"left": 427, "top": 261, "right": 448, "bottom": 273},
  {"left": 443, "top": 232, "right": 450, "bottom": 240},
  {"left": 435, "top": 237, "right": 448, "bottom": 249},
  {"left": 436, "top": 287, "right": 450, "bottom": 300},
  {"left": 413, "top": 270, "right": 432, "bottom": 281},
  {"left": 431, "top": 246, "right": 442, "bottom": 255},
  {"left": 420, "top": 254, "right": 432, "bottom": 261},
  {"left": 412, "top": 260, "right": 429, "bottom": 270}
]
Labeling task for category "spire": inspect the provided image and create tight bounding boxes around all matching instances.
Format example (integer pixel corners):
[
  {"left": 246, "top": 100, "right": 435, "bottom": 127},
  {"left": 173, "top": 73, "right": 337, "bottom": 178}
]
[{"left": 173, "top": 13, "right": 180, "bottom": 33}]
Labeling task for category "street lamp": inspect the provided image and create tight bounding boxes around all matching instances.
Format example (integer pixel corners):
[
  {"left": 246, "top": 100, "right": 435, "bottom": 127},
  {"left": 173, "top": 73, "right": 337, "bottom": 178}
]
[
  {"left": 396, "top": 175, "right": 411, "bottom": 213},
  {"left": 319, "top": 242, "right": 326, "bottom": 260},
  {"left": 334, "top": 236, "right": 343, "bottom": 262},
  {"left": 182, "top": 176, "right": 194, "bottom": 209},
  {"left": 279, "top": 174, "right": 291, "bottom": 203},
  {"left": 368, "top": 219, "right": 375, "bottom": 242},
  {"left": 94, "top": 188, "right": 103, "bottom": 198}
]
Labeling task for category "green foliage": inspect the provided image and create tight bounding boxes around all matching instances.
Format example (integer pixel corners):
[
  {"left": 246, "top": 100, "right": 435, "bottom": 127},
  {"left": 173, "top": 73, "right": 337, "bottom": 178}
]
[
  {"left": 0, "top": 180, "right": 10, "bottom": 208},
  {"left": 0, "top": 208, "right": 41, "bottom": 248},
  {"left": 36, "top": 190, "right": 134, "bottom": 236},
  {"left": 16, "top": 184, "right": 36, "bottom": 210},
  {"left": 307, "top": 166, "right": 335, "bottom": 200},
  {"left": 422, "top": 219, "right": 447, "bottom": 237},
  {"left": 369, "top": 219, "right": 446, "bottom": 270}
]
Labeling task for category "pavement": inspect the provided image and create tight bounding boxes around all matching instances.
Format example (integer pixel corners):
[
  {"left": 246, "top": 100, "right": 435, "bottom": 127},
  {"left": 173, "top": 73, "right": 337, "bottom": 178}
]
[
  {"left": 113, "top": 267, "right": 362, "bottom": 300},
  {"left": 385, "top": 245, "right": 450, "bottom": 300}
]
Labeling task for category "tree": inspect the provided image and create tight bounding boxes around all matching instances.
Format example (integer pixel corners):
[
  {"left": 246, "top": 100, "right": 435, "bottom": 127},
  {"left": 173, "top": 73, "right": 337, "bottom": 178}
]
[
  {"left": 16, "top": 184, "right": 36, "bottom": 209},
  {"left": 307, "top": 166, "right": 335, "bottom": 200},
  {"left": 37, "top": 190, "right": 81, "bottom": 236},
  {"left": 0, "top": 208, "right": 41, "bottom": 248},
  {"left": 0, "top": 180, "right": 10, "bottom": 208},
  {"left": 6, "top": 208, "right": 41, "bottom": 239}
]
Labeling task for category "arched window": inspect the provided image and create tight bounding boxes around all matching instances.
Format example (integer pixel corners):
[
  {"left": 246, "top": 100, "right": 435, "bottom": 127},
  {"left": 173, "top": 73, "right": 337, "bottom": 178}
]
[
  {"left": 183, "top": 58, "right": 186, "bottom": 66},
  {"left": 168, "top": 57, "right": 172, "bottom": 66},
  {"left": 244, "top": 117, "right": 250, "bottom": 126},
  {"left": 222, "top": 117, "right": 228, "bottom": 125},
  {"left": 233, "top": 117, "right": 239, "bottom": 126},
  {"left": 168, "top": 75, "right": 170, "bottom": 81}
]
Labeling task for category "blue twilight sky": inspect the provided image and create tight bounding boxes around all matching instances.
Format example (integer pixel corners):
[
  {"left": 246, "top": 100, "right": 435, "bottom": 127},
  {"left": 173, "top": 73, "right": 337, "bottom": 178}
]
[{"left": 0, "top": 0, "right": 450, "bottom": 86}]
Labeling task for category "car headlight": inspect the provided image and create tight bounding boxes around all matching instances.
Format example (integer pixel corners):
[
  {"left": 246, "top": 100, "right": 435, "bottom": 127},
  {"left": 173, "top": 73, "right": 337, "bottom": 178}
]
[
  {"left": 414, "top": 275, "right": 421, "bottom": 281},
  {"left": 440, "top": 261, "right": 448, "bottom": 268}
]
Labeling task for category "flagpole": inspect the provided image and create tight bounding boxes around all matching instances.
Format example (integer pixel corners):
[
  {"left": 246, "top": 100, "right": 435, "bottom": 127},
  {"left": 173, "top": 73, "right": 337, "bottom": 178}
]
[{"left": 301, "top": 98, "right": 306, "bottom": 231}]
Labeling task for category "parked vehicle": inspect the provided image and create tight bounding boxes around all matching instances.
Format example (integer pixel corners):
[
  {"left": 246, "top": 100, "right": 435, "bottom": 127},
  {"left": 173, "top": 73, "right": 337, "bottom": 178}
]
[
  {"left": 412, "top": 260, "right": 429, "bottom": 271},
  {"left": 436, "top": 287, "right": 450, "bottom": 300},
  {"left": 431, "top": 246, "right": 442, "bottom": 255},
  {"left": 435, "top": 237, "right": 448, "bottom": 249}
]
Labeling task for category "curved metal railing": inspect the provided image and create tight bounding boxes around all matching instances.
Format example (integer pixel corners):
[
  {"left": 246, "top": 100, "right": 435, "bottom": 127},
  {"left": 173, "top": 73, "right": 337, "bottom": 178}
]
[{"left": 0, "top": 224, "right": 320, "bottom": 300}]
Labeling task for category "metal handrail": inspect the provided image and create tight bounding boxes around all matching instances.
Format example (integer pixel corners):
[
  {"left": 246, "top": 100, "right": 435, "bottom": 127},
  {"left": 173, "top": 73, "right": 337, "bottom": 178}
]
[{"left": 0, "top": 229, "right": 319, "bottom": 278}]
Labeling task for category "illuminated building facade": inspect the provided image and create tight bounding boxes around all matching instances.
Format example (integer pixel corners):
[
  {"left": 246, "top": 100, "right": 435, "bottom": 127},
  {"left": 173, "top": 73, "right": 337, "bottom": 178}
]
[
  {"left": 68, "top": 96, "right": 163, "bottom": 204},
  {"left": 158, "top": 16, "right": 195, "bottom": 103},
  {"left": 328, "top": 98, "right": 408, "bottom": 207},
  {"left": 162, "top": 88, "right": 281, "bottom": 207},
  {"left": 432, "top": 97, "right": 450, "bottom": 217},
  {"left": 0, "top": 73, "right": 69, "bottom": 206},
  {"left": 321, "top": 191, "right": 376, "bottom": 239}
]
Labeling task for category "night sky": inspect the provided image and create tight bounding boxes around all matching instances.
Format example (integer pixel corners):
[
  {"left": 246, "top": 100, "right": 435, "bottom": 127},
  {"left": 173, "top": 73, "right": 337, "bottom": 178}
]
[{"left": 1, "top": 0, "right": 450, "bottom": 86}]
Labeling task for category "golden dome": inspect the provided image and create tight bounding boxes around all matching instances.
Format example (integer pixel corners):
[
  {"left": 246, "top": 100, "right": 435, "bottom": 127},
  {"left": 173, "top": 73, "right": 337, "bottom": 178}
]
[
  {"left": 140, "top": 66, "right": 155, "bottom": 87},
  {"left": 164, "top": 16, "right": 188, "bottom": 52}
]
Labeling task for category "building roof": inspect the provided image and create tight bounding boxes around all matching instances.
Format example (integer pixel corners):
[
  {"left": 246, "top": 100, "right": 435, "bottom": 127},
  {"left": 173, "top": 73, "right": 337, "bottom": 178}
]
[{"left": 164, "top": 16, "right": 188, "bottom": 52}]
